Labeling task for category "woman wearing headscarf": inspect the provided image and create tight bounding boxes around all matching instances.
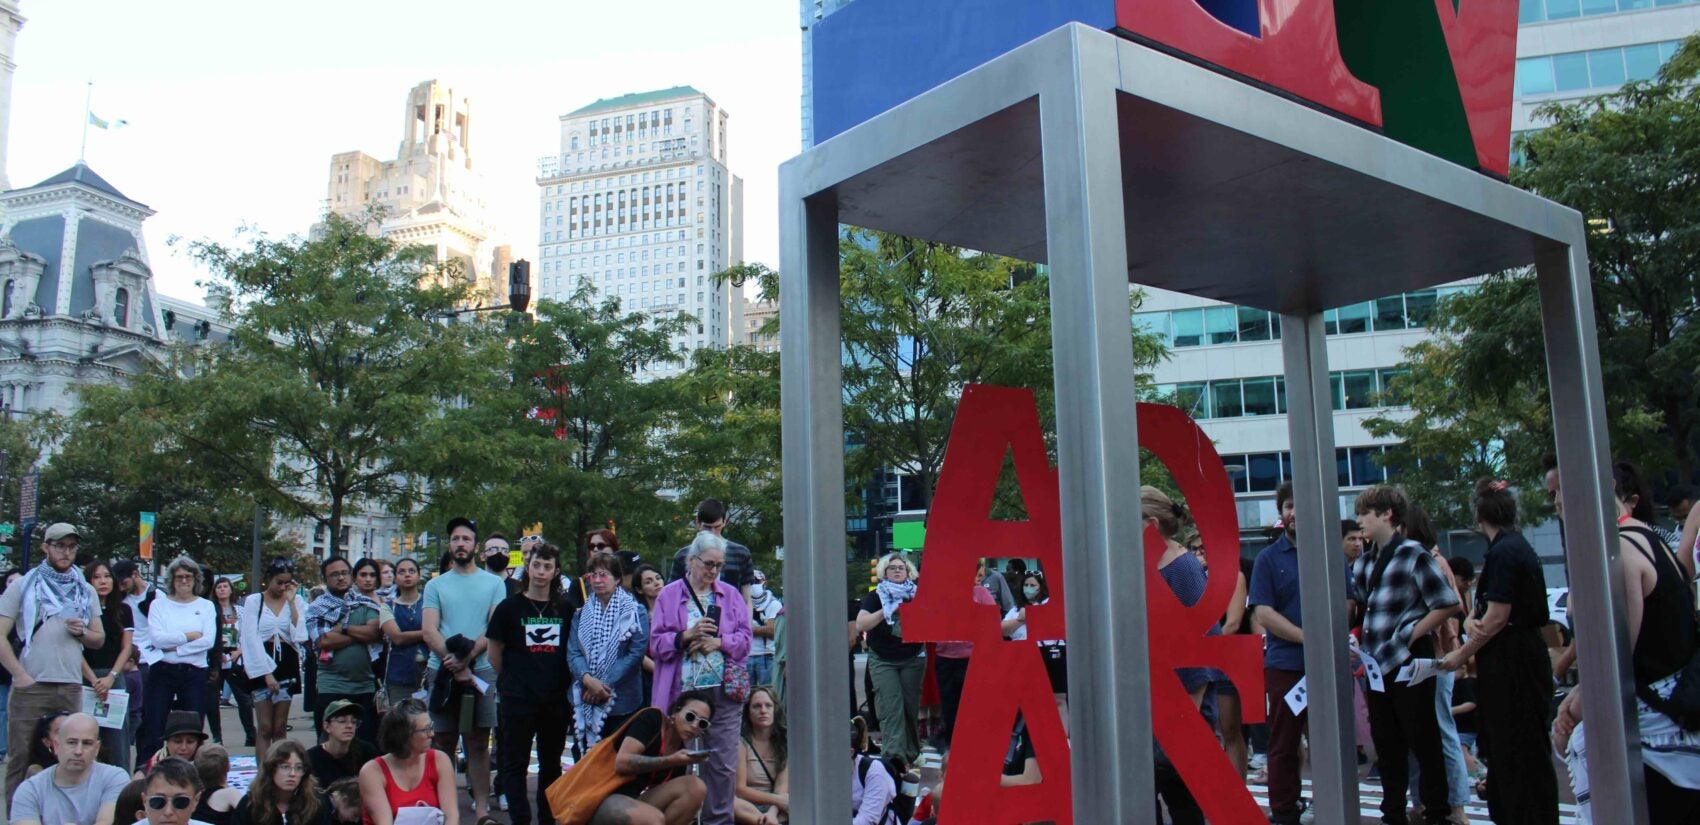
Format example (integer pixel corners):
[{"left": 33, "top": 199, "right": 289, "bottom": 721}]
[
  {"left": 853, "top": 552, "right": 923, "bottom": 769},
  {"left": 568, "top": 552, "right": 649, "bottom": 753},
  {"left": 650, "top": 530, "right": 752, "bottom": 825}
]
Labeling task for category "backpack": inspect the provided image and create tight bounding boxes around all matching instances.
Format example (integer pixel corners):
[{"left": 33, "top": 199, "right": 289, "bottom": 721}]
[{"left": 856, "top": 754, "right": 917, "bottom": 824}]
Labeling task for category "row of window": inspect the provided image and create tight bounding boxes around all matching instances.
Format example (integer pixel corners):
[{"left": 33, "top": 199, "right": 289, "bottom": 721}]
[
  {"left": 1516, "top": 40, "right": 1682, "bottom": 97},
  {"left": 1519, "top": 0, "right": 1692, "bottom": 24},
  {"left": 1134, "top": 289, "right": 1462, "bottom": 349},
  {"left": 1216, "top": 445, "right": 1397, "bottom": 494},
  {"left": 1155, "top": 367, "right": 1409, "bottom": 420}
]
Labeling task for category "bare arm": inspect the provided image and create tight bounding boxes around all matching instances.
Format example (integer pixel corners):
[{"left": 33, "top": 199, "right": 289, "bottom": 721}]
[
  {"left": 1409, "top": 605, "right": 1459, "bottom": 645},
  {"left": 0, "top": 615, "right": 29, "bottom": 684},
  {"left": 343, "top": 616, "right": 381, "bottom": 644},
  {"left": 614, "top": 734, "right": 693, "bottom": 776},
  {"left": 854, "top": 608, "right": 883, "bottom": 635},
  {"left": 1680, "top": 505, "right": 1700, "bottom": 582},
  {"left": 94, "top": 801, "right": 116, "bottom": 825},
  {"left": 1448, "top": 601, "right": 1511, "bottom": 663},
  {"left": 435, "top": 750, "right": 460, "bottom": 825},
  {"left": 382, "top": 619, "right": 425, "bottom": 646},
  {"left": 316, "top": 627, "right": 358, "bottom": 651},
  {"left": 736, "top": 741, "right": 787, "bottom": 808},
  {"left": 486, "top": 637, "right": 504, "bottom": 676},
  {"left": 1254, "top": 605, "right": 1303, "bottom": 645},
  {"left": 1222, "top": 572, "right": 1248, "bottom": 632}
]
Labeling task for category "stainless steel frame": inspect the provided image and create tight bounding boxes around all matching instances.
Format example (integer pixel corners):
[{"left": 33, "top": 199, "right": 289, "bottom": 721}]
[{"left": 780, "top": 22, "right": 1640, "bottom": 822}]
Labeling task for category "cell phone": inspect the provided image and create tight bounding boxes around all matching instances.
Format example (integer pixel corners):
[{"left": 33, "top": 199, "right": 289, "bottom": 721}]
[
  {"left": 685, "top": 749, "right": 713, "bottom": 760},
  {"left": 706, "top": 604, "right": 722, "bottom": 635}
]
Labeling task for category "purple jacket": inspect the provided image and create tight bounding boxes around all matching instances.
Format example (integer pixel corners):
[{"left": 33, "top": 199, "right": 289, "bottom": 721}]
[{"left": 648, "top": 577, "right": 751, "bottom": 713}]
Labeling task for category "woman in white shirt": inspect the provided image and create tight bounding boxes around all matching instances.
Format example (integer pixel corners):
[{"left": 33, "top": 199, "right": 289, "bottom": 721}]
[
  {"left": 240, "top": 558, "right": 308, "bottom": 761},
  {"left": 139, "top": 555, "right": 216, "bottom": 761}
]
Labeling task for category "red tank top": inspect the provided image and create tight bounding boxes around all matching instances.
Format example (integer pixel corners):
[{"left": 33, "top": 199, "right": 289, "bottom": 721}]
[{"left": 365, "top": 753, "right": 440, "bottom": 825}]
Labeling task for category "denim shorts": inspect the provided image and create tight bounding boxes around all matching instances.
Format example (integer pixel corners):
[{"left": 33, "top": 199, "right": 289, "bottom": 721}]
[{"left": 251, "top": 680, "right": 296, "bottom": 703}]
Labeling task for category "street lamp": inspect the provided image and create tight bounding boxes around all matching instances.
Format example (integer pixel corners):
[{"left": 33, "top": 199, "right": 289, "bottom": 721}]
[{"left": 438, "top": 260, "right": 531, "bottom": 319}]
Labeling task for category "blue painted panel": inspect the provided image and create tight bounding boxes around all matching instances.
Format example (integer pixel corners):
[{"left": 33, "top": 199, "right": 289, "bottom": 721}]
[
  {"left": 812, "top": 0, "right": 1116, "bottom": 142},
  {"left": 7, "top": 215, "right": 66, "bottom": 312},
  {"left": 71, "top": 217, "right": 140, "bottom": 316}
]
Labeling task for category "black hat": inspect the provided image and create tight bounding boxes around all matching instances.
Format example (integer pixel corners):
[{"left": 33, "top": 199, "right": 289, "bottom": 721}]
[
  {"left": 162, "top": 710, "right": 208, "bottom": 742},
  {"left": 445, "top": 516, "right": 477, "bottom": 537}
]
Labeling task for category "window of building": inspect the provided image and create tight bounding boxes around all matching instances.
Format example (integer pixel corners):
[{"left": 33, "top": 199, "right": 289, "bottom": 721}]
[
  {"left": 1341, "top": 370, "right": 1378, "bottom": 410},
  {"left": 1247, "top": 452, "right": 1284, "bottom": 492},
  {"left": 1335, "top": 301, "right": 1372, "bottom": 335},
  {"left": 2, "top": 280, "right": 12, "bottom": 317},
  {"left": 1171, "top": 309, "right": 1204, "bottom": 347},
  {"left": 1210, "top": 379, "right": 1243, "bottom": 419},
  {"left": 1242, "top": 377, "right": 1279, "bottom": 416},
  {"left": 1204, "top": 306, "right": 1237, "bottom": 345},
  {"left": 1174, "top": 382, "right": 1207, "bottom": 417},
  {"left": 1237, "top": 306, "right": 1275, "bottom": 342},
  {"left": 114, "top": 288, "right": 130, "bottom": 327},
  {"left": 1374, "top": 294, "right": 1408, "bottom": 331}
]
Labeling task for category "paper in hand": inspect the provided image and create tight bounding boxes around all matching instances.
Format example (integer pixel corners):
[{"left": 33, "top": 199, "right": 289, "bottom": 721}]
[
  {"left": 1284, "top": 677, "right": 1309, "bottom": 715},
  {"left": 1397, "top": 658, "right": 1442, "bottom": 686},
  {"left": 1356, "top": 647, "right": 1386, "bottom": 692}
]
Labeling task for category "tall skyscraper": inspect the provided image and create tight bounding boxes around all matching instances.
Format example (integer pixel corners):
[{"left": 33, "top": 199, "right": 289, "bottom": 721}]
[
  {"left": 0, "top": 1, "right": 20, "bottom": 191},
  {"left": 535, "top": 86, "right": 745, "bottom": 378},
  {"left": 317, "top": 80, "right": 512, "bottom": 301}
]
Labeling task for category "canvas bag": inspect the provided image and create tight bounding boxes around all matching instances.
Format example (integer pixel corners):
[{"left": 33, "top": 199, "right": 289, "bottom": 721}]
[{"left": 547, "top": 706, "right": 664, "bottom": 825}]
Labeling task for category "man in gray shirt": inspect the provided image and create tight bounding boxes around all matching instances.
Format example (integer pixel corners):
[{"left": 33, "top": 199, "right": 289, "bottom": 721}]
[{"left": 9, "top": 713, "right": 128, "bottom": 825}]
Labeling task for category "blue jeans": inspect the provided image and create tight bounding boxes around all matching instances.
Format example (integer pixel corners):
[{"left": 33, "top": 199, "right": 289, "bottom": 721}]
[
  {"left": 1409, "top": 669, "right": 1471, "bottom": 808},
  {"left": 0, "top": 682, "right": 10, "bottom": 761},
  {"left": 140, "top": 662, "right": 208, "bottom": 760},
  {"left": 746, "top": 654, "right": 774, "bottom": 687}
]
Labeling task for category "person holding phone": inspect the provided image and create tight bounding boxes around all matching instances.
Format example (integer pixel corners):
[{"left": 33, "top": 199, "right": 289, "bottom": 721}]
[
  {"left": 650, "top": 532, "right": 752, "bottom": 825},
  {"left": 589, "top": 692, "right": 713, "bottom": 825}
]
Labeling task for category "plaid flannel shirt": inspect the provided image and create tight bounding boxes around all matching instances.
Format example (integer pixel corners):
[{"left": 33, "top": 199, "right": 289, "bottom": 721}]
[{"left": 1352, "top": 533, "right": 1460, "bottom": 673}]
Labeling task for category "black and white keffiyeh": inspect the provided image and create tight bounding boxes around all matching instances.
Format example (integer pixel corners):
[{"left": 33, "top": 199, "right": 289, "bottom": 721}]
[
  {"left": 572, "top": 587, "right": 642, "bottom": 752},
  {"left": 305, "top": 588, "right": 382, "bottom": 644},
  {"left": 18, "top": 560, "right": 92, "bottom": 654},
  {"left": 875, "top": 579, "right": 916, "bottom": 635}
]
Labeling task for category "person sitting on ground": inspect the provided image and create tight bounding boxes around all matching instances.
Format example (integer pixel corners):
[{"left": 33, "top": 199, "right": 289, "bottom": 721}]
[
  {"left": 136, "top": 711, "right": 207, "bottom": 777},
  {"left": 358, "top": 700, "right": 456, "bottom": 825},
  {"left": 113, "top": 777, "right": 148, "bottom": 824},
  {"left": 735, "top": 686, "right": 788, "bottom": 825},
  {"left": 192, "top": 744, "right": 244, "bottom": 825},
  {"left": 850, "top": 716, "right": 895, "bottom": 825},
  {"left": 232, "top": 740, "right": 325, "bottom": 825},
  {"left": 323, "top": 778, "right": 362, "bottom": 825},
  {"left": 585, "top": 691, "right": 712, "bottom": 825},
  {"left": 307, "top": 700, "right": 379, "bottom": 790},
  {"left": 9, "top": 713, "right": 129, "bottom": 825},
  {"left": 24, "top": 710, "right": 70, "bottom": 779},
  {"left": 138, "top": 757, "right": 204, "bottom": 825}
]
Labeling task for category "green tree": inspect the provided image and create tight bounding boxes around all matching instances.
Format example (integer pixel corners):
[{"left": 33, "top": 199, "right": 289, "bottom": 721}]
[
  {"left": 1366, "top": 36, "right": 1700, "bottom": 518},
  {"left": 412, "top": 285, "right": 690, "bottom": 568},
  {"left": 106, "top": 212, "right": 491, "bottom": 558}
]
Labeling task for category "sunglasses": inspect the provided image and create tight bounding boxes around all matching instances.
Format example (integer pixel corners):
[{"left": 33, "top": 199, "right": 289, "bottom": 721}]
[
  {"left": 268, "top": 559, "right": 296, "bottom": 572},
  {"left": 588, "top": 541, "right": 613, "bottom": 550},
  {"left": 682, "top": 709, "right": 712, "bottom": 731},
  {"left": 147, "top": 794, "right": 195, "bottom": 811}
]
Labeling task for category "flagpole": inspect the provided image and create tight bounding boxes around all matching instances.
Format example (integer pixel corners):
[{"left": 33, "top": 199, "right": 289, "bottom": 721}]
[{"left": 79, "top": 81, "right": 92, "bottom": 162}]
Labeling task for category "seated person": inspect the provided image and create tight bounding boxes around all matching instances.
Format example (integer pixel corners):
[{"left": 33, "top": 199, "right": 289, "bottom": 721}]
[
  {"left": 358, "top": 701, "right": 455, "bottom": 825},
  {"left": 10, "top": 713, "right": 130, "bottom": 825},
  {"left": 324, "top": 778, "right": 362, "bottom": 825},
  {"left": 850, "top": 717, "right": 896, "bottom": 825},
  {"left": 735, "top": 686, "right": 788, "bottom": 825},
  {"left": 192, "top": 745, "right": 244, "bottom": 825},
  {"left": 587, "top": 691, "right": 711, "bottom": 825},
  {"left": 307, "top": 701, "right": 378, "bottom": 789},
  {"left": 138, "top": 757, "right": 205, "bottom": 825},
  {"left": 113, "top": 778, "right": 148, "bottom": 825},
  {"left": 137, "top": 711, "right": 207, "bottom": 777},
  {"left": 24, "top": 711, "right": 70, "bottom": 780},
  {"left": 232, "top": 741, "right": 322, "bottom": 825}
]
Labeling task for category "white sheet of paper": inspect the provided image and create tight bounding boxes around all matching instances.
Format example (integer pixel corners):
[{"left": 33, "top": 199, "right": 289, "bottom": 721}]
[
  {"left": 1357, "top": 647, "right": 1386, "bottom": 692},
  {"left": 472, "top": 674, "right": 491, "bottom": 695},
  {"left": 1284, "top": 677, "right": 1309, "bottom": 715},
  {"left": 82, "top": 687, "right": 129, "bottom": 730},
  {"left": 1397, "top": 658, "right": 1441, "bottom": 686}
]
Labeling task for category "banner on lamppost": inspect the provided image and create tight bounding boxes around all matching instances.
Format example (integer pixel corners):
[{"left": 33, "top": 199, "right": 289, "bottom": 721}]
[
  {"left": 139, "top": 512, "right": 156, "bottom": 560},
  {"left": 18, "top": 471, "right": 39, "bottom": 568}
]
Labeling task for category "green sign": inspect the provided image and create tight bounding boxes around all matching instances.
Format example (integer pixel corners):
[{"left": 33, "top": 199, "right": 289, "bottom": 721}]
[
  {"left": 0, "top": 522, "right": 13, "bottom": 538},
  {"left": 892, "top": 521, "right": 926, "bottom": 550}
]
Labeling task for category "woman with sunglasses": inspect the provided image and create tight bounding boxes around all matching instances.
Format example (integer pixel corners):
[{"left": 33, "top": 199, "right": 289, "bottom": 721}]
[
  {"left": 588, "top": 691, "right": 712, "bottom": 825},
  {"left": 360, "top": 700, "right": 455, "bottom": 825},
  {"left": 240, "top": 558, "right": 309, "bottom": 762},
  {"left": 569, "top": 529, "right": 620, "bottom": 613},
  {"left": 232, "top": 740, "right": 324, "bottom": 825}
]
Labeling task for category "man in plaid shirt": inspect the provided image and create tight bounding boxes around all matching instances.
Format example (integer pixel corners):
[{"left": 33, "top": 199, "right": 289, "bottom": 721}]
[{"left": 1350, "top": 485, "right": 1462, "bottom": 825}]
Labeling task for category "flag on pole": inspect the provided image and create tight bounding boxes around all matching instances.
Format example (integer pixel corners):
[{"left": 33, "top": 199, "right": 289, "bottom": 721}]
[
  {"left": 88, "top": 112, "right": 127, "bottom": 130},
  {"left": 139, "top": 511, "right": 155, "bottom": 560}
]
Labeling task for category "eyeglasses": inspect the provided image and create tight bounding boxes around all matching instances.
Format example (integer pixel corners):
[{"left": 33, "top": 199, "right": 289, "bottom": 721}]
[
  {"left": 413, "top": 724, "right": 435, "bottom": 735},
  {"left": 694, "top": 559, "right": 725, "bottom": 571},
  {"left": 683, "top": 709, "right": 712, "bottom": 731},
  {"left": 276, "top": 763, "right": 307, "bottom": 775},
  {"left": 587, "top": 570, "right": 615, "bottom": 580},
  {"left": 172, "top": 573, "right": 197, "bottom": 580},
  {"left": 146, "top": 795, "right": 195, "bottom": 811}
]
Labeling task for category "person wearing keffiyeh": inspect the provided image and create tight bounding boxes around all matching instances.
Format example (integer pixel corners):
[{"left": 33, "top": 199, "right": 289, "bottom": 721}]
[
  {"left": 854, "top": 552, "right": 924, "bottom": 768},
  {"left": 568, "top": 553, "right": 648, "bottom": 754},
  {"left": 307, "top": 556, "right": 384, "bottom": 744}
]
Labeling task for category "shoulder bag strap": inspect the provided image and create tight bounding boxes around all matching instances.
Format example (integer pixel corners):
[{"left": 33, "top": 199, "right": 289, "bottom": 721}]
[{"left": 743, "top": 735, "right": 776, "bottom": 787}]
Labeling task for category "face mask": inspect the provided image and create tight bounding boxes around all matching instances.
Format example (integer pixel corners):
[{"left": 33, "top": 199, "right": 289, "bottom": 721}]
[
  {"left": 749, "top": 584, "right": 767, "bottom": 600},
  {"left": 1023, "top": 585, "right": 1041, "bottom": 600}
]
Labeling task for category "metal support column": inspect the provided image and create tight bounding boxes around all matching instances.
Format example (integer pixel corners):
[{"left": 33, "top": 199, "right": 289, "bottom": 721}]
[
  {"left": 1535, "top": 237, "right": 1647, "bottom": 822},
  {"left": 1280, "top": 312, "right": 1358, "bottom": 823},
  {"left": 778, "top": 186, "right": 852, "bottom": 823},
  {"left": 1043, "top": 28, "right": 1154, "bottom": 823}
]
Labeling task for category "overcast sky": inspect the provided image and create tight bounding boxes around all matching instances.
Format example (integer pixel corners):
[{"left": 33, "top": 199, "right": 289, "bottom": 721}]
[{"left": 7, "top": 0, "right": 800, "bottom": 302}]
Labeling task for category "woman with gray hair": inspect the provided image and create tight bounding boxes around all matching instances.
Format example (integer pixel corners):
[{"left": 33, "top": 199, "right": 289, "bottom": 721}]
[
  {"left": 650, "top": 530, "right": 753, "bottom": 825},
  {"left": 139, "top": 556, "right": 216, "bottom": 760},
  {"left": 853, "top": 551, "right": 924, "bottom": 769}
]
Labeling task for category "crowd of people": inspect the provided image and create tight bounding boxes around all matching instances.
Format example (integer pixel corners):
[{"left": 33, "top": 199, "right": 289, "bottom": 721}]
[{"left": 1, "top": 467, "right": 1696, "bottom": 825}]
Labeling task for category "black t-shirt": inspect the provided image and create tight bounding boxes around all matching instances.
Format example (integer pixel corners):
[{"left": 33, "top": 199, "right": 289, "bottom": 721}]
[
  {"left": 1474, "top": 530, "right": 1549, "bottom": 637},
  {"left": 488, "top": 592, "right": 568, "bottom": 702},
  {"left": 307, "top": 740, "right": 379, "bottom": 789},
  {"left": 1452, "top": 677, "right": 1478, "bottom": 735},
  {"left": 612, "top": 709, "right": 684, "bottom": 798},
  {"left": 84, "top": 602, "right": 133, "bottom": 671},
  {"left": 1003, "top": 720, "right": 1035, "bottom": 777},
  {"left": 859, "top": 591, "right": 921, "bottom": 661}
]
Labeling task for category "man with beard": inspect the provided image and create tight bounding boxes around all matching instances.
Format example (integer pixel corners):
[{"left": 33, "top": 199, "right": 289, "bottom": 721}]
[
  {"left": 422, "top": 516, "right": 508, "bottom": 824},
  {"left": 307, "top": 557, "right": 382, "bottom": 745},
  {"left": 0, "top": 523, "right": 106, "bottom": 799}
]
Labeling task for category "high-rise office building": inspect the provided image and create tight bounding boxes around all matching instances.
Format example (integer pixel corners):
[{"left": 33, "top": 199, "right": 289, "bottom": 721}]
[
  {"left": 317, "top": 81, "right": 511, "bottom": 302},
  {"left": 0, "top": 1, "right": 23, "bottom": 191},
  {"left": 535, "top": 86, "right": 745, "bottom": 378}
]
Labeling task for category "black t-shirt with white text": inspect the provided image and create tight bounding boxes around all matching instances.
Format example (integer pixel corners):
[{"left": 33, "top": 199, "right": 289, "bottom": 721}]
[{"left": 488, "top": 592, "right": 568, "bottom": 702}]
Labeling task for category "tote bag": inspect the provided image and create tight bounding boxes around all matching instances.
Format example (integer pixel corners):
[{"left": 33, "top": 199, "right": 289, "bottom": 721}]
[{"left": 547, "top": 706, "right": 664, "bottom": 825}]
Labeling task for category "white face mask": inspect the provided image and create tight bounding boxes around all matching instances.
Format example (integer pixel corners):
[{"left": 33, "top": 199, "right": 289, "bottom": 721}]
[{"left": 749, "top": 584, "right": 767, "bottom": 600}]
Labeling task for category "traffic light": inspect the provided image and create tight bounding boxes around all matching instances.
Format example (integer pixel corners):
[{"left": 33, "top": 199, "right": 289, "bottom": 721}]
[
  {"left": 403, "top": 534, "right": 414, "bottom": 554},
  {"left": 870, "top": 558, "right": 881, "bottom": 585},
  {"left": 390, "top": 537, "right": 400, "bottom": 555}
]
